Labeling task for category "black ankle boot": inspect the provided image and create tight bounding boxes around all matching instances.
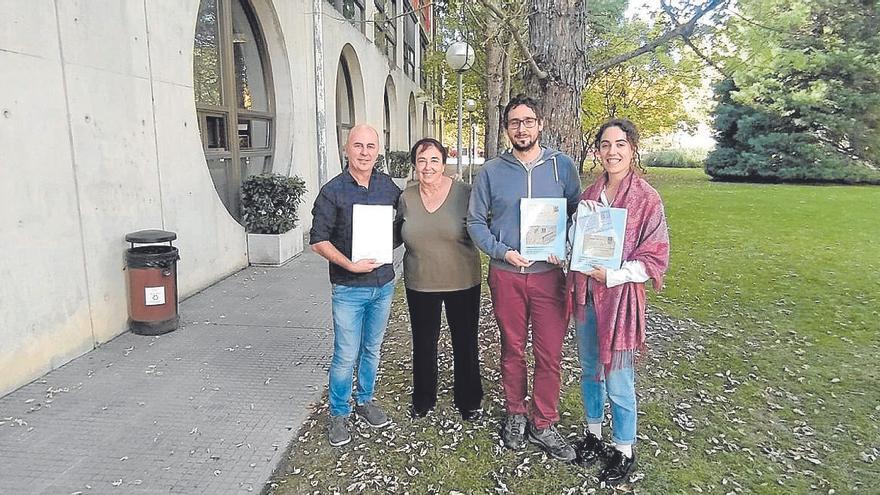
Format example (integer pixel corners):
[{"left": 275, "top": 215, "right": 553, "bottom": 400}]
[{"left": 599, "top": 449, "right": 636, "bottom": 485}]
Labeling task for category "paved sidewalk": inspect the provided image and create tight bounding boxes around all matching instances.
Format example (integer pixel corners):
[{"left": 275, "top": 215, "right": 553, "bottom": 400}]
[{"left": 0, "top": 250, "right": 340, "bottom": 494}]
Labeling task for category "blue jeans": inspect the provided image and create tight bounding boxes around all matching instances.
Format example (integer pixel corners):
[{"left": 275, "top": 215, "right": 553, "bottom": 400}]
[
  {"left": 576, "top": 301, "right": 637, "bottom": 445},
  {"left": 328, "top": 281, "right": 395, "bottom": 416}
]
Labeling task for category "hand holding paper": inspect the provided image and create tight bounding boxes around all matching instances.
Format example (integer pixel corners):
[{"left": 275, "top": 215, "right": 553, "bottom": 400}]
[
  {"left": 504, "top": 250, "right": 535, "bottom": 268},
  {"left": 348, "top": 258, "right": 381, "bottom": 273},
  {"left": 579, "top": 199, "right": 601, "bottom": 212},
  {"left": 547, "top": 254, "right": 564, "bottom": 267},
  {"left": 585, "top": 265, "right": 608, "bottom": 284}
]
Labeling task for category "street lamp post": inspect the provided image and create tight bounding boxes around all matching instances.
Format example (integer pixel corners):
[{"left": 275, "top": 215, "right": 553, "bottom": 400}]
[
  {"left": 464, "top": 98, "right": 476, "bottom": 183},
  {"left": 445, "top": 41, "right": 475, "bottom": 178}
]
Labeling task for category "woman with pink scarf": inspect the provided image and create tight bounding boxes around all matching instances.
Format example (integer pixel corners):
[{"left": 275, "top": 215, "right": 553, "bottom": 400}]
[{"left": 568, "top": 119, "right": 670, "bottom": 485}]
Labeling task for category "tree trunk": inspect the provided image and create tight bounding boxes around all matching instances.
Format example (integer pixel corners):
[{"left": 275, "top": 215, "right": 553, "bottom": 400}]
[
  {"left": 525, "top": 0, "right": 589, "bottom": 168},
  {"left": 498, "top": 36, "right": 512, "bottom": 151},
  {"left": 484, "top": 16, "right": 505, "bottom": 159}
]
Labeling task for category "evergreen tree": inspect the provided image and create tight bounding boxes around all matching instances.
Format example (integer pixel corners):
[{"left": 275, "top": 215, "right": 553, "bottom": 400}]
[{"left": 707, "top": 0, "right": 880, "bottom": 183}]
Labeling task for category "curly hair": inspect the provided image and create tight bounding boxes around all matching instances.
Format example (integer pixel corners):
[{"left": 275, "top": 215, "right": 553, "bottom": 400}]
[{"left": 590, "top": 118, "right": 646, "bottom": 175}]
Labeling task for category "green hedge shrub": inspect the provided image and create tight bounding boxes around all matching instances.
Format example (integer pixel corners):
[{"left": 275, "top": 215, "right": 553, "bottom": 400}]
[
  {"left": 241, "top": 173, "right": 307, "bottom": 234},
  {"left": 643, "top": 149, "right": 705, "bottom": 168}
]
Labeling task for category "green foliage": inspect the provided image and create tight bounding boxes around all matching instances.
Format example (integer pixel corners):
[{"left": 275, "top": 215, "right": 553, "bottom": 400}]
[
  {"left": 707, "top": 0, "right": 880, "bottom": 183},
  {"left": 580, "top": 4, "right": 705, "bottom": 140},
  {"left": 240, "top": 173, "right": 306, "bottom": 234},
  {"left": 435, "top": 0, "right": 525, "bottom": 150},
  {"left": 384, "top": 151, "right": 412, "bottom": 178},
  {"left": 584, "top": 0, "right": 628, "bottom": 37},
  {"left": 435, "top": 43, "right": 490, "bottom": 150},
  {"left": 643, "top": 149, "right": 705, "bottom": 168}
]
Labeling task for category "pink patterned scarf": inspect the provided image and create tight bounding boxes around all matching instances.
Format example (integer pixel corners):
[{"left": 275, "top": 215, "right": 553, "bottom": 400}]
[{"left": 567, "top": 171, "right": 670, "bottom": 370}]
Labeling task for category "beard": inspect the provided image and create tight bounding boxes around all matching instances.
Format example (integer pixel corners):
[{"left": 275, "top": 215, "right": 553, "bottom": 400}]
[{"left": 511, "top": 133, "right": 539, "bottom": 152}]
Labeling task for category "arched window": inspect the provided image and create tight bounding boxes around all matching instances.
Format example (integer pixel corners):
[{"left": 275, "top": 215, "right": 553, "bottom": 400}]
[
  {"left": 193, "top": 0, "right": 274, "bottom": 220},
  {"left": 407, "top": 94, "right": 417, "bottom": 149},
  {"left": 422, "top": 104, "right": 429, "bottom": 138},
  {"left": 383, "top": 90, "right": 391, "bottom": 156},
  {"left": 336, "top": 58, "right": 355, "bottom": 169}
]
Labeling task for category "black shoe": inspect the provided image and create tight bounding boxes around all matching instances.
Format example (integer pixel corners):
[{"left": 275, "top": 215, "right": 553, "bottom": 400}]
[
  {"left": 599, "top": 449, "right": 637, "bottom": 486},
  {"left": 410, "top": 405, "right": 433, "bottom": 419},
  {"left": 460, "top": 408, "right": 483, "bottom": 422},
  {"left": 573, "top": 433, "right": 614, "bottom": 467}
]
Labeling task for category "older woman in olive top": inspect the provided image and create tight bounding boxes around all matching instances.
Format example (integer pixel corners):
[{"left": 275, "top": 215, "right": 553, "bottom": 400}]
[{"left": 398, "top": 138, "right": 483, "bottom": 420}]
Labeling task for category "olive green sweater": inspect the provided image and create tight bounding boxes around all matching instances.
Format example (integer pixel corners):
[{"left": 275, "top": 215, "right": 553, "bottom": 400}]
[{"left": 398, "top": 181, "right": 481, "bottom": 291}]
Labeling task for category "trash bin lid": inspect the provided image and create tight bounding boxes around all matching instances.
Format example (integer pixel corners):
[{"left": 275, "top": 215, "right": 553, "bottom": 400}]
[{"left": 125, "top": 229, "right": 177, "bottom": 244}]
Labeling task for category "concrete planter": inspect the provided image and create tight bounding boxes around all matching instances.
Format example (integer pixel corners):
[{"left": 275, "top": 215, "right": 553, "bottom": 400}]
[
  {"left": 392, "top": 177, "right": 409, "bottom": 190},
  {"left": 247, "top": 226, "right": 303, "bottom": 266}
]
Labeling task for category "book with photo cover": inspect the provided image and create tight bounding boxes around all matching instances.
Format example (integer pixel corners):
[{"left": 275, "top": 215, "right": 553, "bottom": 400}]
[
  {"left": 519, "top": 197, "right": 567, "bottom": 261},
  {"left": 569, "top": 204, "right": 627, "bottom": 273}
]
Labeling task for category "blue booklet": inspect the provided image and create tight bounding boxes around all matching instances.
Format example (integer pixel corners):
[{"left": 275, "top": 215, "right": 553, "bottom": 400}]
[
  {"left": 569, "top": 205, "right": 627, "bottom": 273},
  {"left": 519, "top": 198, "right": 567, "bottom": 261}
]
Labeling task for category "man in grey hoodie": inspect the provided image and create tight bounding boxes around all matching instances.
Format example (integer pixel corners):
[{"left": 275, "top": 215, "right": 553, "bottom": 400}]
[{"left": 467, "top": 94, "right": 581, "bottom": 462}]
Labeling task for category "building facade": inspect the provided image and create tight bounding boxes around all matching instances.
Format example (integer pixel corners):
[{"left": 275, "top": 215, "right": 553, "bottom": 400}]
[{"left": 0, "top": 0, "right": 439, "bottom": 397}]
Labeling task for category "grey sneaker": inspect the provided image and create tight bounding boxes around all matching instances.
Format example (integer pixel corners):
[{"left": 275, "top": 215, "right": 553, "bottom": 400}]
[
  {"left": 355, "top": 400, "right": 391, "bottom": 428},
  {"left": 501, "top": 414, "right": 528, "bottom": 450},
  {"left": 328, "top": 415, "right": 351, "bottom": 447},
  {"left": 528, "top": 424, "right": 576, "bottom": 462}
]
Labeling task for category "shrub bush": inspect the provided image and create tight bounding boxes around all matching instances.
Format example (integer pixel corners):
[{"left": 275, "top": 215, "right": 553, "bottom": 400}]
[
  {"left": 374, "top": 154, "right": 386, "bottom": 174},
  {"left": 385, "top": 151, "right": 411, "bottom": 178},
  {"left": 643, "top": 149, "right": 706, "bottom": 168},
  {"left": 241, "top": 173, "right": 307, "bottom": 234}
]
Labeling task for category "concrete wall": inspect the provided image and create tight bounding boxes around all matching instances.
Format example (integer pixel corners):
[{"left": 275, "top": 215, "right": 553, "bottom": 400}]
[
  {"left": 0, "top": 0, "right": 433, "bottom": 398},
  {"left": 0, "top": 0, "right": 245, "bottom": 397}
]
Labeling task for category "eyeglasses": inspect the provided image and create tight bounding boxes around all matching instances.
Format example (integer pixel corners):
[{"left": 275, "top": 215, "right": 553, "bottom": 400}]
[
  {"left": 507, "top": 118, "right": 538, "bottom": 130},
  {"left": 415, "top": 158, "right": 442, "bottom": 168}
]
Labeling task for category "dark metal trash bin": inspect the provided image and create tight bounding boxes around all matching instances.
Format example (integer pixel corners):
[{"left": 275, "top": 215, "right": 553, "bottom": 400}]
[{"left": 125, "top": 230, "right": 180, "bottom": 335}]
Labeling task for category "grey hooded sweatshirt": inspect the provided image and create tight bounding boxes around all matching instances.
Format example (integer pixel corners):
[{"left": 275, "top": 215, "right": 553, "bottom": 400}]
[{"left": 467, "top": 147, "right": 581, "bottom": 273}]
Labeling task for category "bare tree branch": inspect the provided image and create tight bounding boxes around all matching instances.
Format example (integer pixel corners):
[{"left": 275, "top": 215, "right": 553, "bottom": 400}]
[
  {"left": 660, "top": 0, "right": 730, "bottom": 77},
  {"left": 477, "top": 0, "right": 548, "bottom": 80},
  {"left": 477, "top": 0, "right": 727, "bottom": 82},
  {"left": 585, "top": 0, "right": 728, "bottom": 77}
]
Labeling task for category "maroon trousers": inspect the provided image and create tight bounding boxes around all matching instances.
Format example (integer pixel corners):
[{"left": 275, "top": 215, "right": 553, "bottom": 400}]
[{"left": 488, "top": 267, "right": 567, "bottom": 429}]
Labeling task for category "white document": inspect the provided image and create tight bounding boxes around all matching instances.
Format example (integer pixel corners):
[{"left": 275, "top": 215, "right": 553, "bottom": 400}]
[{"left": 351, "top": 204, "right": 393, "bottom": 264}]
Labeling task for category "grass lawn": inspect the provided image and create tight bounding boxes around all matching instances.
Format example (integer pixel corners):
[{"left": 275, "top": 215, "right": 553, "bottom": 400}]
[{"left": 269, "top": 168, "right": 879, "bottom": 494}]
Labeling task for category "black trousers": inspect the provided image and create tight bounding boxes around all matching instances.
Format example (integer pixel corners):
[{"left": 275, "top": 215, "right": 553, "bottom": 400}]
[{"left": 405, "top": 284, "right": 483, "bottom": 414}]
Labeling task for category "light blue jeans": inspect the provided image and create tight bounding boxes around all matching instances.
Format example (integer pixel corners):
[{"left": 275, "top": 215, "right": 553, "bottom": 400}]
[
  {"left": 576, "top": 301, "right": 638, "bottom": 445},
  {"left": 328, "top": 281, "right": 395, "bottom": 417}
]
